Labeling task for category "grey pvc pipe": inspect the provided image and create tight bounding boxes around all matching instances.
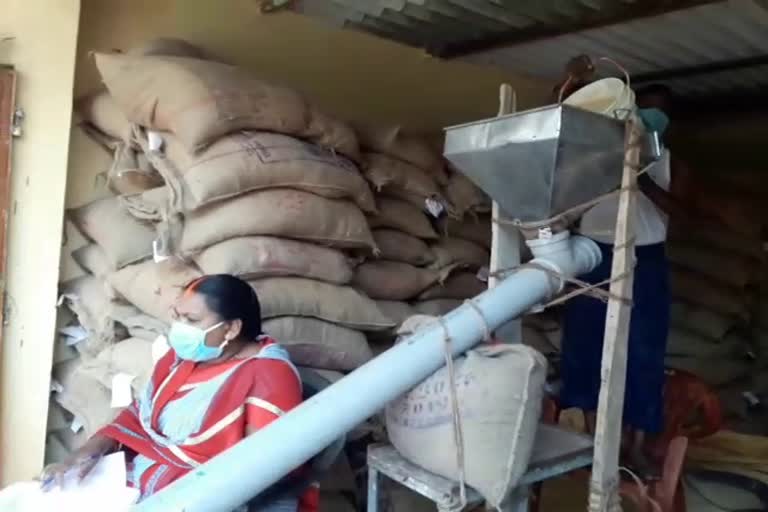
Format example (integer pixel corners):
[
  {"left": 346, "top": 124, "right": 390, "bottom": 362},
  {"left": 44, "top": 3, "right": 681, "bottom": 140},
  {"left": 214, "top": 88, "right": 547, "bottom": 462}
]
[{"left": 136, "top": 233, "right": 601, "bottom": 512}]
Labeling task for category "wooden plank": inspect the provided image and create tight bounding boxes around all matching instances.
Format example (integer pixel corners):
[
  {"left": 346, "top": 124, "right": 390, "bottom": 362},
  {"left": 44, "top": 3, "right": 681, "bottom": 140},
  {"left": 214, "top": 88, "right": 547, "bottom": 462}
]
[
  {"left": 0, "top": 68, "right": 15, "bottom": 484},
  {"left": 489, "top": 84, "right": 522, "bottom": 344},
  {"left": 589, "top": 120, "right": 641, "bottom": 512}
]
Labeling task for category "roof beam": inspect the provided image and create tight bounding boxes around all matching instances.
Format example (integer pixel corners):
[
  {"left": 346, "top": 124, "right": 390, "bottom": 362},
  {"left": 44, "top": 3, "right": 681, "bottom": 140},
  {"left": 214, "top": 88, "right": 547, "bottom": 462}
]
[
  {"left": 633, "top": 54, "right": 768, "bottom": 83},
  {"left": 431, "top": 0, "right": 723, "bottom": 59}
]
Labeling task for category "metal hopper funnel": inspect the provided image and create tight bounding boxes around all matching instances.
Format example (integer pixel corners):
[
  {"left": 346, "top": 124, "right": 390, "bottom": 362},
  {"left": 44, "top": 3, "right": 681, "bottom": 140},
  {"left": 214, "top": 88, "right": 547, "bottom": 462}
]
[{"left": 444, "top": 104, "right": 652, "bottom": 223}]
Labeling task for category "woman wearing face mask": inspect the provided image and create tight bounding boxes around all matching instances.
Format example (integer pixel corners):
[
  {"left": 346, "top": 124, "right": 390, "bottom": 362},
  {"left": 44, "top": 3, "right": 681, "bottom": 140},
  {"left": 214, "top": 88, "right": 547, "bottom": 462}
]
[{"left": 41, "top": 274, "right": 317, "bottom": 511}]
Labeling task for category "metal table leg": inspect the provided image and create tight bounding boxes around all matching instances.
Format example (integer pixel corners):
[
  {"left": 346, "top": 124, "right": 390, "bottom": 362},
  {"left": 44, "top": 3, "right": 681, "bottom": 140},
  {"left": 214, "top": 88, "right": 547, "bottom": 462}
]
[{"left": 368, "top": 466, "right": 381, "bottom": 512}]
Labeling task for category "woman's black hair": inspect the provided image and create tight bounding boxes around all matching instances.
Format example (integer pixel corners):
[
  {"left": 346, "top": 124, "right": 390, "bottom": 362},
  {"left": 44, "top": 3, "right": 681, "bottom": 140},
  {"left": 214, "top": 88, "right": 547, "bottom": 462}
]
[{"left": 185, "top": 274, "right": 262, "bottom": 340}]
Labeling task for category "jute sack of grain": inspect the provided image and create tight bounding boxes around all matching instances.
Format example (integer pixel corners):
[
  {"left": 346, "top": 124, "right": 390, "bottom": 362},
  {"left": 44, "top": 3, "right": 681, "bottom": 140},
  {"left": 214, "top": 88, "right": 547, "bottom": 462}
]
[
  {"left": 75, "top": 90, "right": 133, "bottom": 144},
  {"left": 303, "top": 107, "right": 360, "bottom": 162},
  {"left": 363, "top": 153, "right": 441, "bottom": 202},
  {"left": 179, "top": 189, "right": 376, "bottom": 255},
  {"left": 69, "top": 196, "right": 155, "bottom": 269},
  {"left": 418, "top": 271, "right": 486, "bottom": 301},
  {"left": 670, "top": 301, "right": 736, "bottom": 341},
  {"left": 108, "top": 258, "right": 202, "bottom": 322},
  {"left": 665, "top": 328, "right": 746, "bottom": 358},
  {"left": 94, "top": 53, "right": 311, "bottom": 152},
  {"left": 110, "top": 300, "right": 168, "bottom": 338},
  {"left": 72, "top": 244, "right": 114, "bottom": 279},
  {"left": 443, "top": 172, "right": 491, "bottom": 218},
  {"left": 127, "top": 37, "right": 209, "bottom": 59},
  {"left": 352, "top": 261, "right": 439, "bottom": 301},
  {"left": 108, "top": 143, "right": 164, "bottom": 196},
  {"left": 250, "top": 277, "right": 394, "bottom": 331},
  {"left": 664, "top": 355, "right": 753, "bottom": 387},
  {"left": 263, "top": 317, "right": 373, "bottom": 370},
  {"left": 356, "top": 125, "right": 447, "bottom": 184},
  {"left": 667, "top": 243, "right": 755, "bottom": 289},
  {"left": 438, "top": 215, "right": 492, "bottom": 249},
  {"left": 53, "top": 362, "right": 117, "bottom": 438},
  {"left": 195, "top": 236, "right": 353, "bottom": 284},
  {"left": 372, "top": 229, "right": 434, "bottom": 266},
  {"left": 59, "top": 276, "right": 119, "bottom": 356},
  {"left": 79, "top": 337, "right": 154, "bottom": 395},
  {"left": 667, "top": 223, "right": 764, "bottom": 262},
  {"left": 428, "top": 238, "right": 489, "bottom": 270},
  {"left": 368, "top": 197, "right": 438, "bottom": 240},
  {"left": 386, "top": 344, "right": 547, "bottom": 508},
  {"left": 376, "top": 301, "right": 415, "bottom": 328},
  {"left": 144, "top": 131, "right": 373, "bottom": 213},
  {"left": 411, "top": 299, "right": 462, "bottom": 317},
  {"left": 671, "top": 268, "right": 752, "bottom": 321}
]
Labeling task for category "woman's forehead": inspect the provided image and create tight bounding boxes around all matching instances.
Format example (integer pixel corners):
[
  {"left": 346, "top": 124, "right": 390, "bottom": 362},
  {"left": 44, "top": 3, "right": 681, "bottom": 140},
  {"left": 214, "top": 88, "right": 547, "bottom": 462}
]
[{"left": 176, "top": 291, "right": 211, "bottom": 316}]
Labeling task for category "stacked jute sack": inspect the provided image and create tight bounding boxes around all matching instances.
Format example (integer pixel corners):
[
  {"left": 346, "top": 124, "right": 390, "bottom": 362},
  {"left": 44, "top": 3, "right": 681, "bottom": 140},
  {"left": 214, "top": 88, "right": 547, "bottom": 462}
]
[
  {"left": 350, "top": 126, "right": 493, "bottom": 349},
  {"left": 49, "top": 39, "right": 397, "bottom": 464}
]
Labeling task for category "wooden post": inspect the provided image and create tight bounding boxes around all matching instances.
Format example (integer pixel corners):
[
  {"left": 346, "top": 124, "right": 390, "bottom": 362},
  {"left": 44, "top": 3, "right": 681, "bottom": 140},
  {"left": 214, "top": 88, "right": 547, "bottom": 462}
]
[
  {"left": 588, "top": 120, "right": 641, "bottom": 512},
  {"left": 489, "top": 84, "right": 522, "bottom": 344}
]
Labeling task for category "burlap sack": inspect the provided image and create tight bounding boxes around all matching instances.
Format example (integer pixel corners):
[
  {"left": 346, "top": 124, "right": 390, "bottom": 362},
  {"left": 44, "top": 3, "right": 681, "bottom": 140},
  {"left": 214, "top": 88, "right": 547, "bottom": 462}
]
[
  {"left": 59, "top": 276, "right": 119, "bottom": 356},
  {"left": 45, "top": 433, "right": 73, "bottom": 464},
  {"left": 428, "top": 238, "right": 489, "bottom": 270},
  {"left": 80, "top": 337, "right": 154, "bottom": 395},
  {"left": 53, "top": 338, "right": 79, "bottom": 365},
  {"left": 376, "top": 301, "right": 415, "bottom": 328},
  {"left": 665, "top": 328, "right": 746, "bottom": 358},
  {"left": 179, "top": 189, "right": 376, "bottom": 255},
  {"left": 670, "top": 301, "right": 735, "bottom": 341},
  {"left": 664, "top": 355, "right": 752, "bottom": 387},
  {"left": 418, "top": 271, "right": 486, "bottom": 300},
  {"left": 75, "top": 90, "right": 132, "bottom": 144},
  {"left": 127, "top": 37, "right": 209, "bottom": 59},
  {"left": 249, "top": 277, "right": 394, "bottom": 331},
  {"left": 671, "top": 268, "right": 752, "bottom": 321},
  {"left": 94, "top": 53, "right": 308, "bottom": 151},
  {"left": 356, "top": 125, "right": 447, "bottom": 184},
  {"left": 438, "top": 215, "right": 492, "bottom": 249},
  {"left": 146, "top": 131, "right": 373, "bottom": 213},
  {"left": 367, "top": 197, "right": 437, "bottom": 240},
  {"left": 353, "top": 261, "right": 439, "bottom": 301},
  {"left": 108, "top": 143, "right": 164, "bottom": 196},
  {"left": 443, "top": 172, "right": 491, "bottom": 218},
  {"left": 667, "top": 223, "right": 764, "bottom": 262},
  {"left": 110, "top": 300, "right": 168, "bottom": 337},
  {"left": 47, "top": 401, "right": 70, "bottom": 433},
  {"left": 411, "top": 299, "right": 462, "bottom": 317},
  {"left": 303, "top": 107, "right": 360, "bottom": 161},
  {"left": 263, "top": 317, "right": 373, "bottom": 370},
  {"left": 372, "top": 229, "right": 434, "bottom": 266},
  {"left": 386, "top": 344, "right": 547, "bottom": 508},
  {"left": 363, "top": 152, "right": 440, "bottom": 202},
  {"left": 667, "top": 243, "right": 755, "bottom": 289},
  {"left": 69, "top": 197, "right": 155, "bottom": 269},
  {"left": 108, "top": 258, "right": 202, "bottom": 322},
  {"left": 72, "top": 244, "right": 114, "bottom": 278},
  {"left": 195, "top": 236, "right": 353, "bottom": 284},
  {"left": 53, "top": 362, "right": 117, "bottom": 438}
]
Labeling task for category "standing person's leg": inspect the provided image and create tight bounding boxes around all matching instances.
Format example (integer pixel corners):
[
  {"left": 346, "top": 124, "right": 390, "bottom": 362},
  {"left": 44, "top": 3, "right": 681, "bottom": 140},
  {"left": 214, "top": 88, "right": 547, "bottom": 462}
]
[{"left": 622, "top": 243, "right": 669, "bottom": 479}]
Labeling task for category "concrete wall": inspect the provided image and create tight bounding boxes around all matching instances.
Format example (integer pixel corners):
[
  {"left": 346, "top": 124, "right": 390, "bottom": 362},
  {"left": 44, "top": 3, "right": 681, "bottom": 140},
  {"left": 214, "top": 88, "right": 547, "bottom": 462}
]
[{"left": 0, "top": 0, "right": 81, "bottom": 484}]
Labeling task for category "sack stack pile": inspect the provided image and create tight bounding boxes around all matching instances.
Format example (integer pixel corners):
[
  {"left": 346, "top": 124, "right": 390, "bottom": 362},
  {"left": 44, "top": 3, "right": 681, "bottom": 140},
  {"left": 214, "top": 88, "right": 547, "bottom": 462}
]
[
  {"left": 352, "top": 127, "right": 492, "bottom": 349},
  {"left": 50, "top": 39, "right": 397, "bottom": 461}
]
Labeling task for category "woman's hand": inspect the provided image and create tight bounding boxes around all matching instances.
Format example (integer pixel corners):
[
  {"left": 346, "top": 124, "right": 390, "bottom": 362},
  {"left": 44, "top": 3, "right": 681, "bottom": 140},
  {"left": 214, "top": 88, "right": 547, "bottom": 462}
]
[{"left": 39, "top": 435, "right": 117, "bottom": 490}]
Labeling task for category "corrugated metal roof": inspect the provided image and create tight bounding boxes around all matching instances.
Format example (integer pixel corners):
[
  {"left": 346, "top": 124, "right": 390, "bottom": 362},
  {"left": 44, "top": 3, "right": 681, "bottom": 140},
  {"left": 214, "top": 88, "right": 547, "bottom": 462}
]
[
  {"left": 462, "top": 0, "right": 768, "bottom": 97},
  {"left": 277, "top": 0, "right": 768, "bottom": 99}
]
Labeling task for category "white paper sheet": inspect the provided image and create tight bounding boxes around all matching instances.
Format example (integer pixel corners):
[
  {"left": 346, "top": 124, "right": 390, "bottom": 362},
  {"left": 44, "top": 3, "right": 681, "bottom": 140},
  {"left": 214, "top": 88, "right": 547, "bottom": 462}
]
[
  {"left": 0, "top": 452, "right": 139, "bottom": 511},
  {"left": 111, "top": 373, "right": 136, "bottom": 408}
]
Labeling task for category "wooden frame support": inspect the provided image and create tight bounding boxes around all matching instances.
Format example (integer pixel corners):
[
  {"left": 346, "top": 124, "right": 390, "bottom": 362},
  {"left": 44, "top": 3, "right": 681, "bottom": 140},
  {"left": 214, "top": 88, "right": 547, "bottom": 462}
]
[
  {"left": 489, "top": 84, "right": 521, "bottom": 344},
  {"left": 588, "top": 120, "right": 641, "bottom": 512}
]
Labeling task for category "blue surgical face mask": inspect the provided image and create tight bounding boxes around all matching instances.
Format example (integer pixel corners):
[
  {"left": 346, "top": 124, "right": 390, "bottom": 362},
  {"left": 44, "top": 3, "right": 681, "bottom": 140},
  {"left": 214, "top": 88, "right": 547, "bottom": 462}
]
[
  {"left": 638, "top": 108, "right": 670, "bottom": 137},
  {"left": 168, "top": 321, "right": 226, "bottom": 362}
]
